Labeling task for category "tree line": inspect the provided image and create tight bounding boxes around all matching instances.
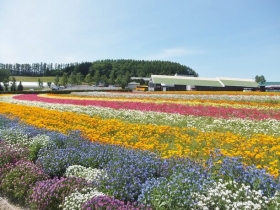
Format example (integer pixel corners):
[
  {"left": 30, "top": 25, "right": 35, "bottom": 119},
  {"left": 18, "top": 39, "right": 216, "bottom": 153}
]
[
  {"left": 0, "top": 59, "right": 198, "bottom": 89},
  {"left": 0, "top": 59, "right": 198, "bottom": 77},
  {"left": 0, "top": 62, "right": 74, "bottom": 76}
]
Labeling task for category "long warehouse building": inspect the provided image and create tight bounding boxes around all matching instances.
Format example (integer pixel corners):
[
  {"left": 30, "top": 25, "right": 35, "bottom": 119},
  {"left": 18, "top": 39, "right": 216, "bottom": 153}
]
[{"left": 149, "top": 75, "right": 259, "bottom": 91}]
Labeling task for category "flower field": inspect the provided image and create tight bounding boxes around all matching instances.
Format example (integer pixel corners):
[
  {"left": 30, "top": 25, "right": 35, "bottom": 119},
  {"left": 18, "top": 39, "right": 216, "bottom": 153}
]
[{"left": 0, "top": 91, "right": 280, "bottom": 209}]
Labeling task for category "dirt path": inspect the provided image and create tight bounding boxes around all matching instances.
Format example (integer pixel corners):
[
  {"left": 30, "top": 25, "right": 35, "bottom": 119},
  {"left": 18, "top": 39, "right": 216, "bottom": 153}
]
[{"left": 0, "top": 197, "right": 27, "bottom": 210}]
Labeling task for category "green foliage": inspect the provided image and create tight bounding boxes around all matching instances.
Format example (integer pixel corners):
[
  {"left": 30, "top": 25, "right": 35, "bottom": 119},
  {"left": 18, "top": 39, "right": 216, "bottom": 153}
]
[
  {"left": 1, "top": 60, "right": 198, "bottom": 80},
  {"left": 38, "top": 78, "right": 43, "bottom": 88},
  {"left": 76, "top": 72, "right": 84, "bottom": 85},
  {"left": 115, "top": 75, "right": 127, "bottom": 89},
  {"left": 3, "top": 77, "right": 10, "bottom": 91},
  {"left": 28, "top": 144, "right": 41, "bottom": 162},
  {"left": 93, "top": 69, "right": 100, "bottom": 85},
  {"left": 10, "top": 77, "right": 17, "bottom": 91},
  {"left": 87, "top": 59, "right": 197, "bottom": 86},
  {"left": 58, "top": 59, "right": 198, "bottom": 86},
  {"left": 0, "top": 69, "right": 10, "bottom": 82},
  {"left": 69, "top": 72, "right": 77, "bottom": 85},
  {"left": 60, "top": 73, "right": 68, "bottom": 87},
  {"left": 28, "top": 135, "right": 50, "bottom": 162},
  {"left": 255, "top": 75, "right": 266, "bottom": 84},
  {"left": 84, "top": 73, "right": 93, "bottom": 85},
  {"left": 54, "top": 75, "right": 60, "bottom": 86}
]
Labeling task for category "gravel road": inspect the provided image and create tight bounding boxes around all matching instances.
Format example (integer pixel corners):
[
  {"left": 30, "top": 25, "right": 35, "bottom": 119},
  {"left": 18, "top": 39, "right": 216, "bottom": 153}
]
[{"left": 0, "top": 197, "right": 28, "bottom": 210}]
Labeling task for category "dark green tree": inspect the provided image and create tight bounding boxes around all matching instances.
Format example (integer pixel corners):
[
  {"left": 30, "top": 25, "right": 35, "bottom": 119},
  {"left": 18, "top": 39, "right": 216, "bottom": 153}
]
[
  {"left": 10, "top": 77, "right": 17, "bottom": 91},
  {"left": 0, "top": 69, "right": 10, "bottom": 82},
  {"left": 54, "top": 75, "right": 60, "bottom": 86},
  {"left": 76, "top": 72, "right": 84, "bottom": 85},
  {"left": 93, "top": 69, "right": 100, "bottom": 85},
  {"left": 17, "top": 81, "right": 24, "bottom": 91},
  {"left": 100, "top": 75, "right": 108, "bottom": 86},
  {"left": 69, "top": 72, "right": 77, "bottom": 85},
  {"left": 255, "top": 75, "right": 266, "bottom": 84},
  {"left": 3, "top": 77, "right": 9, "bottom": 91},
  {"left": 124, "top": 70, "right": 131, "bottom": 84},
  {"left": 108, "top": 69, "right": 115, "bottom": 85},
  {"left": 60, "top": 73, "right": 68, "bottom": 87},
  {"left": 38, "top": 79, "right": 43, "bottom": 88},
  {"left": 139, "top": 79, "right": 145, "bottom": 85},
  {"left": 115, "top": 75, "right": 127, "bottom": 89},
  {"left": 84, "top": 73, "right": 93, "bottom": 86}
]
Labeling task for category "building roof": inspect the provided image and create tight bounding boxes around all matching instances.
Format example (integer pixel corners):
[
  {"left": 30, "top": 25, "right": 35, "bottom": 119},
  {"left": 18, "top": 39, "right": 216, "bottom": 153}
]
[
  {"left": 217, "top": 77, "right": 259, "bottom": 87},
  {"left": 259, "top": 82, "right": 280, "bottom": 86},
  {"left": 131, "top": 77, "right": 150, "bottom": 81},
  {"left": 128, "top": 82, "right": 140, "bottom": 85},
  {"left": 151, "top": 75, "right": 258, "bottom": 87},
  {"left": 151, "top": 75, "right": 224, "bottom": 87}
]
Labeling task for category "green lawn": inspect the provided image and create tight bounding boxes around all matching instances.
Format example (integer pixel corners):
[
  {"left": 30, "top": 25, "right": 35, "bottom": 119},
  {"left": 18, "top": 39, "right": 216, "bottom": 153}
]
[{"left": 14, "top": 76, "right": 56, "bottom": 82}]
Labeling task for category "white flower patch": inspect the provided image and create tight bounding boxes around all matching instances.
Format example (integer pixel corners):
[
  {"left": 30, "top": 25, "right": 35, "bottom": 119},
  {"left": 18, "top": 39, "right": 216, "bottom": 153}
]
[
  {"left": 0, "top": 123, "right": 50, "bottom": 148},
  {"left": 29, "top": 134, "right": 50, "bottom": 147},
  {"left": 0, "top": 127, "right": 29, "bottom": 146},
  {"left": 65, "top": 165, "right": 105, "bottom": 181},
  {"left": 191, "top": 180, "right": 278, "bottom": 210},
  {"left": 60, "top": 187, "right": 105, "bottom": 210}
]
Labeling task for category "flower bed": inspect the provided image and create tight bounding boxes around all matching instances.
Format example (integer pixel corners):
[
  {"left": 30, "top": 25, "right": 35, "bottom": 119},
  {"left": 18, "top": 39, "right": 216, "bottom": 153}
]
[{"left": 0, "top": 91, "right": 280, "bottom": 209}]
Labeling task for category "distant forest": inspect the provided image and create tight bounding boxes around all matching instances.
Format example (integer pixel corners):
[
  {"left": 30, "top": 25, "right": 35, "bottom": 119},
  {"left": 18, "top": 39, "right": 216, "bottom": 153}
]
[
  {"left": 0, "top": 60, "right": 198, "bottom": 87},
  {"left": 0, "top": 59, "right": 198, "bottom": 77}
]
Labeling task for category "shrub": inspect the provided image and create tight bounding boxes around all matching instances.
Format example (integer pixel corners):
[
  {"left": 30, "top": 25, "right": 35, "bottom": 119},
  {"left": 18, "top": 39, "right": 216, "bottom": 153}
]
[
  {"left": 0, "top": 163, "right": 15, "bottom": 188},
  {"left": 1, "top": 160, "right": 49, "bottom": 202},
  {"left": 17, "top": 81, "right": 24, "bottom": 91},
  {"left": 0, "top": 141, "right": 29, "bottom": 168},
  {"left": 28, "top": 176, "right": 90, "bottom": 210},
  {"left": 28, "top": 134, "right": 50, "bottom": 162}
]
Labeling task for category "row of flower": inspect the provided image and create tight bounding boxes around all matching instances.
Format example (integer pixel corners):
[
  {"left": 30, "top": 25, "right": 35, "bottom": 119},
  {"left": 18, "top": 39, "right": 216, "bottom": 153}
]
[
  {"left": 0, "top": 115, "right": 280, "bottom": 209},
  {"left": 1, "top": 94, "right": 280, "bottom": 176},
  {"left": 2, "top": 94, "right": 280, "bottom": 137},
  {"left": 12, "top": 94, "right": 280, "bottom": 120},
  {"left": 48, "top": 92, "right": 280, "bottom": 110}
]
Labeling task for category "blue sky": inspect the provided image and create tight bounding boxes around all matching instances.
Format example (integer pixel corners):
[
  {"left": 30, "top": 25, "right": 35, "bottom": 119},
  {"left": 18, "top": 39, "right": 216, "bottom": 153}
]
[{"left": 0, "top": 0, "right": 279, "bottom": 81}]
